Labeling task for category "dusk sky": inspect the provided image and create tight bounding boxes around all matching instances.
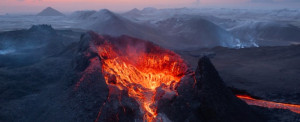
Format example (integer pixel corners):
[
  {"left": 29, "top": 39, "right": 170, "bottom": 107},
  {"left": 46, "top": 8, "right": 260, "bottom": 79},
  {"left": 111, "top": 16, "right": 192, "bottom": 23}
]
[{"left": 0, "top": 0, "right": 299, "bottom": 14}]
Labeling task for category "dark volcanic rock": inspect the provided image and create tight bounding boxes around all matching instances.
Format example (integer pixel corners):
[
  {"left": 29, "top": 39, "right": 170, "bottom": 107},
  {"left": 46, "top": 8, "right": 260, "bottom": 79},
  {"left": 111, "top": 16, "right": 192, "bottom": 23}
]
[
  {"left": 157, "top": 56, "right": 263, "bottom": 122},
  {"left": 180, "top": 45, "right": 300, "bottom": 105},
  {"left": 195, "top": 56, "right": 263, "bottom": 121},
  {"left": 96, "top": 86, "right": 142, "bottom": 122},
  {"left": 77, "top": 32, "right": 263, "bottom": 122},
  {"left": 0, "top": 25, "right": 82, "bottom": 122},
  {"left": 0, "top": 25, "right": 81, "bottom": 68},
  {"left": 74, "top": 32, "right": 142, "bottom": 122},
  {"left": 0, "top": 31, "right": 266, "bottom": 122}
]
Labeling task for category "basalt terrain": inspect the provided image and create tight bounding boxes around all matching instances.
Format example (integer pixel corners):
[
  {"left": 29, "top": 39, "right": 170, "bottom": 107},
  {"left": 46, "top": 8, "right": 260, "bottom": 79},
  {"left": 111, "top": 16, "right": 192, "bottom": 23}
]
[{"left": 0, "top": 26, "right": 300, "bottom": 121}]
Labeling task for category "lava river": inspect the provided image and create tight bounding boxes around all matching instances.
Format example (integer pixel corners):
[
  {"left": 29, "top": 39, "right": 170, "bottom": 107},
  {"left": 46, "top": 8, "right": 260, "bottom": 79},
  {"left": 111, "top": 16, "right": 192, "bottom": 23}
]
[
  {"left": 236, "top": 95, "right": 300, "bottom": 114},
  {"left": 96, "top": 38, "right": 188, "bottom": 121}
]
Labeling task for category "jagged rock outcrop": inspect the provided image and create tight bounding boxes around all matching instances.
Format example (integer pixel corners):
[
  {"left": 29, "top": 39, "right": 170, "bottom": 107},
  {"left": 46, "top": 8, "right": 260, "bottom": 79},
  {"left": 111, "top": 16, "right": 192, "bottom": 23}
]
[{"left": 157, "top": 56, "right": 263, "bottom": 122}]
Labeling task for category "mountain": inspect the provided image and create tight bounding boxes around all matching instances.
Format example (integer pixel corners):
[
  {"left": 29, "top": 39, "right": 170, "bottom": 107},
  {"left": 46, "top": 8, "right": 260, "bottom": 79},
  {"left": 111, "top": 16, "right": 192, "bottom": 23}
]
[
  {"left": 0, "top": 30, "right": 298, "bottom": 121},
  {"left": 141, "top": 7, "right": 158, "bottom": 13},
  {"left": 70, "top": 10, "right": 97, "bottom": 20},
  {"left": 37, "top": 7, "right": 64, "bottom": 16},
  {"left": 122, "top": 8, "right": 142, "bottom": 19},
  {"left": 75, "top": 9, "right": 165, "bottom": 46},
  {"left": 0, "top": 25, "right": 81, "bottom": 67},
  {"left": 75, "top": 32, "right": 263, "bottom": 122},
  {"left": 125, "top": 8, "right": 140, "bottom": 15},
  {"left": 231, "top": 21, "right": 300, "bottom": 46},
  {"left": 153, "top": 15, "right": 242, "bottom": 49},
  {"left": 75, "top": 9, "right": 242, "bottom": 49},
  {"left": 121, "top": 8, "right": 300, "bottom": 48}
]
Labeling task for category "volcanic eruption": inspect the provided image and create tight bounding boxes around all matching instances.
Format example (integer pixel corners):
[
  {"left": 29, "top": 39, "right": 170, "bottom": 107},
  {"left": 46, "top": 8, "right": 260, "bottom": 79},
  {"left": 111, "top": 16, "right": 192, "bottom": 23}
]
[
  {"left": 75, "top": 32, "right": 263, "bottom": 122},
  {"left": 96, "top": 34, "right": 188, "bottom": 121}
]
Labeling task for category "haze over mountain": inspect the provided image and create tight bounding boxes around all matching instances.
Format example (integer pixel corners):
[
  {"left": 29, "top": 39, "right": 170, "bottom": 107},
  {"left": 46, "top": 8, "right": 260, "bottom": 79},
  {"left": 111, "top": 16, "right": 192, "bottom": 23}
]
[
  {"left": 1, "top": 7, "right": 300, "bottom": 49},
  {"left": 0, "top": 25, "right": 81, "bottom": 67},
  {"left": 71, "top": 9, "right": 243, "bottom": 49},
  {"left": 37, "top": 7, "right": 64, "bottom": 16},
  {"left": 230, "top": 22, "right": 300, "bottom": 46},
  {"left": 71, "top": 9, "right": 166, "bottom": 48}
]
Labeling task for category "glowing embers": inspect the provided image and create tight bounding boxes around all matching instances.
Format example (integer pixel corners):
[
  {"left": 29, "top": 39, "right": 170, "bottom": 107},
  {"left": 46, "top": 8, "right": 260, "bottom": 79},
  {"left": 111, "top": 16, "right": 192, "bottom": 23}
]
[
  {"left": 237, "top": 95, "right": 300, "bottom": 114},
  {"left": 97, "top": 39, "right": 187, "bottom": 121}
]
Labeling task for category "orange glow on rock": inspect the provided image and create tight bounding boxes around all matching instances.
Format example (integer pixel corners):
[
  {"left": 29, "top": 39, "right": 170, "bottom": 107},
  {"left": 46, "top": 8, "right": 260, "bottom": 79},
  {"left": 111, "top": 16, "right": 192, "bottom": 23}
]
[
  {"left": 236, "top": 95, "right": 300, "bottom": 114},
  {"left": 96, "top": 38, "right": 188, "bottom": 121}
]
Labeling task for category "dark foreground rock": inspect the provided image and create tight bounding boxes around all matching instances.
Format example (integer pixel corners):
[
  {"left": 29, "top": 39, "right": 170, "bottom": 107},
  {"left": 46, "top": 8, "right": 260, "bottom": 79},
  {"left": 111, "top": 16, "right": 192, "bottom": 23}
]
[
  {"left": 179, "top": 45, "right": 300, "bottom": 105},
  {"left": 157, "top": 56, "right": 263, "bottom": 122}
]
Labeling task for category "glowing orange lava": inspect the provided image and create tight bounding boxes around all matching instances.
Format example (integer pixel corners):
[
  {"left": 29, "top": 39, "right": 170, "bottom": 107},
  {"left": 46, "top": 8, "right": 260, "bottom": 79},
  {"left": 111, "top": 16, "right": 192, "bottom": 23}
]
[
  {"left": 236, "top": 95, "right": 300, "bottom": 114},
  {"left": 97, "top": 39, "right": 187, "bottom": 121}
]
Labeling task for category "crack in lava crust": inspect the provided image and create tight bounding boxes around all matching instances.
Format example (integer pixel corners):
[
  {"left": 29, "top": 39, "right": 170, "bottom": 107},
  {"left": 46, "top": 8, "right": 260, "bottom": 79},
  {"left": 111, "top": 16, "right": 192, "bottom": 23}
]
[{"left": 96, "top": 38, "right": 188, "bottom": 121}]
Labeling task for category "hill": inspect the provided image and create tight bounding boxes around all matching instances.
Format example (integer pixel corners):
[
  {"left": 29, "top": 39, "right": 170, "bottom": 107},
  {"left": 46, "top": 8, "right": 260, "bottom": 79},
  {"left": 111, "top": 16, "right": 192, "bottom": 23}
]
[{"left": 37, "top": 7, "right": 64, "bottom": 16}]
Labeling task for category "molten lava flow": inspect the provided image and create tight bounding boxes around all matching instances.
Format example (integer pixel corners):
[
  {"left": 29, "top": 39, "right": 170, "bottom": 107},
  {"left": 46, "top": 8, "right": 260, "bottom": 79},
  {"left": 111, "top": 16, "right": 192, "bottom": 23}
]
[
  {"left": 236, "top": 95, "right": 300, "bottom": 114},
  {"left": 97, "top": 39, "right": 187, "bottom": 121}
]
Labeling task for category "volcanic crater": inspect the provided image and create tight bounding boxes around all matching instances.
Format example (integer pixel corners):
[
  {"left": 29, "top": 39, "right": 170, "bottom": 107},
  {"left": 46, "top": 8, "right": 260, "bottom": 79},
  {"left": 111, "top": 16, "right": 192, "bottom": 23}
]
[{"left": 75, "top": 32, "right": 263, "bottom": 122}]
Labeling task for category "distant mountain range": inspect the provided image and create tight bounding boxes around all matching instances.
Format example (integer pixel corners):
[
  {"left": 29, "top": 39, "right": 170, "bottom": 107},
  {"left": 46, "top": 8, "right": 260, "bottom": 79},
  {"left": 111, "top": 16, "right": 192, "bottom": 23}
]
[
  {"left": 37, "top": 7, "right": 64, "bottom": 16},
  {"left": 2, "top": 7, "right": 299, "bottom": 49},
  {"left": 71, "top": 9, "right": 242, "bottom": 49},
  {"left": 230, "top": 22, "right": 300, "bottom": 46}
]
